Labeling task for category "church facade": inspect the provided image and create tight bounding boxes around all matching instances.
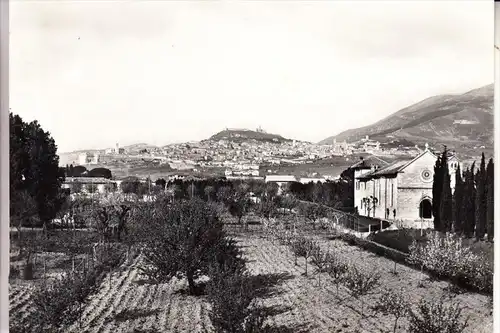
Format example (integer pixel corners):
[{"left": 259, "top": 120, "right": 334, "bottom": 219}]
[{"left": 351, "top": 147, "right": 460, "bottom": 228}]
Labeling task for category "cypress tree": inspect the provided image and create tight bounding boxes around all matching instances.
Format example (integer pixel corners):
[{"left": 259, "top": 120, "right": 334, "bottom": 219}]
[
  {"left": 486, "top": 158, "right": 494, "bottom": 242},
  {"left": 459, "top": 167, "right": 470, "bottom": 236},
  {"left": 452, "top": 163, "right": 463, "bottom": 233},
  {"left": 464, "top": 162, "right": 476, "bottom": 238},
  {"left": 439, "top": 150, "right": 453, "bottom": 232},
  {"left": 432, "top": 155, "right": 443, "bottom": 230},
  {"left": 475, "top": 153, "right": 487, "bottom": 241}
]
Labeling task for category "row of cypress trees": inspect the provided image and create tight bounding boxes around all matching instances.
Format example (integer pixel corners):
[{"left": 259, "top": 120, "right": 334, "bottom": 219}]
[{"left": 432, "top": 147, "right": 494, "bottom": 241}]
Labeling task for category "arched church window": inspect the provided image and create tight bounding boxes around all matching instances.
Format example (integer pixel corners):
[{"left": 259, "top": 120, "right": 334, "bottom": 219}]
[{"left": 419, "top": 198, "right": 432, "bottom": 219}]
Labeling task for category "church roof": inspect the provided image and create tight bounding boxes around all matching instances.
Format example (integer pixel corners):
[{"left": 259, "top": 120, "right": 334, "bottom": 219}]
[
  {"left": 356, "top": 160, "right": 408, "bottom": 179},
  {"left": 349, "top": 155, "right": 389, "bottom": 170},
  {"left": 356, "top": 149, "right": 437, "bottom": 180}
]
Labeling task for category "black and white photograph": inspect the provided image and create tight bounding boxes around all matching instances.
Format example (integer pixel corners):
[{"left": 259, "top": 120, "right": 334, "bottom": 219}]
[{"left": 4, "top": 1, "right": 498, "bottom": 332}]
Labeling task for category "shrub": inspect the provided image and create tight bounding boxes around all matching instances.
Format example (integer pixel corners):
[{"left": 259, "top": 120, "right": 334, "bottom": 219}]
[
  {"left": 407, "top": 232, "right": 492, "bottom": 293},
  {"left": 408, "top": 296, "right": 469, "bottom": 333},
  {"left": 374, "top": 288, "right": 409, "bottom": 333},
  {"left": 29, "top": 269, "right": 105, "bottom": 332},
  {"left": 9, "top": 265, "right": 20, "bottom": 279},
  {"left": 310, "top": 245, "right": 330, "bottom": 287},
  {"left": 344, "top": 265, "right": 381, "bottom": 315},
  {"left": 325, "top": 253, "right": 349, "bottom": 295},
  {"left": 290, "top": 237, "right": 316, "bottom": 276},
  {"left": 85, "top": 183, "right": 99, "bottom": 194},
  {"left": 206, "top": 268, "right": 268, "bottom": 333}
]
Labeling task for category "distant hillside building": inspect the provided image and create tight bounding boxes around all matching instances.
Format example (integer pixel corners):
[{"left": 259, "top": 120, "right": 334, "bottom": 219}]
[
  {"left": 78, "top": 152, "right": 100, "bottom": 165},
  {"left": 363, "top": 140, "right": 381, "bottom": 153},
  {"left": 332, "top": 138, "right": 349, "bottom": 155},
  {"left": 351, "top": 145, "right": 460, "bottom": 228}
]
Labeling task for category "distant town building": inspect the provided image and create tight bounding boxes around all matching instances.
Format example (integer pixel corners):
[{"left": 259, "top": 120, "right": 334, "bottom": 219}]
[
  {"left": 78, "top": 152, "right": 100, "bottom": 165},
  {"left": 332, "top": 138, "right": 349, "bottom": 155},
  {"left": 363, "top": 140, "right": 381, "bottom": 153}
]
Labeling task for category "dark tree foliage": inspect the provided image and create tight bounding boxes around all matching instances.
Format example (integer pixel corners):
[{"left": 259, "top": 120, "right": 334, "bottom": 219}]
[
  {"left": 475, "top": 153, "right": 487, "bottom": 240},
  {"left": 287, "top": 179, "right": 351, "bottom": 212},
  {"left": 204, "top": 185, "right": 216, "bottom": 201},
  {"left": 217, "top": 186, "right": 234, "bottom": 205},
  {"left": 439, "top": 152, "right": 453, "bottom": 233},
  {"left": 91, "top": 204, "right": 132, "bottom": 242},
  {"left": 463, "top": 163, "right": 477, "bottom": 237},
  {"left": 155, "top": 178, "right": 167, "bottom": 189},
  {"left": 299, "top": 203, "right": 326, "bottom": 230},
  {"left": 120, "top": 177, "right": 141, "bottom": 194},
  {"left": 486, "top": 158, "right": 494, "bottom": 242},
  {"left": 228, "top": 195, "right": 250, "bottom": 224},
  {"left": 72, "top": 165, "right": 87, "bottom": 177},
  {"left": 10, "top": 113, "right": 65, "bottom": 229},
  {"left": 87, "top": 167, "right": 112, "bottom": 179},
  {"left": 432, "top": 155, "right": 443, "bottom": 230},
  {"left": 138, "top": 198, "right": 245, "bottom": 295},
  {"left": 68, "top": 164, "right": 75, "bottom": 177},
  {"left": 452, "top": 163, "right": 464, "bottom": 233}
]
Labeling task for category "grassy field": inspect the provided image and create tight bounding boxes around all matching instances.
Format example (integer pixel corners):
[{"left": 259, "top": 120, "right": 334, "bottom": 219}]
[{"left": 10, "top": 225, "right": 492, "bottom": 333}]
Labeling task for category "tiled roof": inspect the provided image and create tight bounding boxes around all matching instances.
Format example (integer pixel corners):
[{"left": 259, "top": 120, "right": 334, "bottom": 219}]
[
  {"left": 356, "top": 151, "right": 437, "bottom": 180},
  {"left": 372, "top": 160, "right": 409, "bottom": 176},
  {"left": 349, "top": 155, "right": 389, "bottom": 170}
]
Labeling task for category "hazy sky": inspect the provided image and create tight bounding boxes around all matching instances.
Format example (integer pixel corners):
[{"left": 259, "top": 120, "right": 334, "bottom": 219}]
[{"left": 10, "top": 1, "right": 494, "bottom": 153}]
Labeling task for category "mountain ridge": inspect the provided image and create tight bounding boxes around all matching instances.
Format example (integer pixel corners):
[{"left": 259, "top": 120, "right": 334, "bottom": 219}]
[{"left": 319, "top": 84, "right": 494, "bottom": 155}]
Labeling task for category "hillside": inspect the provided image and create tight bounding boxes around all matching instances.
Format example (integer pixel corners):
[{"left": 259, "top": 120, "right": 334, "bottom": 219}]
[
  {"left": 320, "top": 84, "right": 494, "bottom": 155},
  {"left": 208, "top": 128, "right": 291, "bottom": 143}
]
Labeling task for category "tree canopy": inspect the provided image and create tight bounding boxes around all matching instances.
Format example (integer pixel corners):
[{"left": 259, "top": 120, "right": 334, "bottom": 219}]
[{"left": 10, "top": 113, "right": 65, "bottom": 228}]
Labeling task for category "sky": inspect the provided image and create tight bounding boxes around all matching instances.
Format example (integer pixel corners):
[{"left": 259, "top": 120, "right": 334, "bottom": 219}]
[{"left": 10, "top": 0, "right": 494, "bottom": 153}]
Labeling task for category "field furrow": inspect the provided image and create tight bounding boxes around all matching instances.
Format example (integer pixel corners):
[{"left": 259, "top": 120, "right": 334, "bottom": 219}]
[
  {"left": 9, "top": 231, "right": 492, "bottom": 333},
  {"left": 237, "top": 234, "right": 492, "bottom": 333}
]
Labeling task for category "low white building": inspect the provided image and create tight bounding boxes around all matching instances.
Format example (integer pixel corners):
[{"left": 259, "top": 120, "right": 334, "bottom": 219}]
[
  {"left": 299, "top": 177, "right": 326, "bottom": 184},
  {"left": 265, "top": 175, "right": 297, "bottom": 194},
  {"left": 62, "top": 177, "right": 116, "bottom": 194}
]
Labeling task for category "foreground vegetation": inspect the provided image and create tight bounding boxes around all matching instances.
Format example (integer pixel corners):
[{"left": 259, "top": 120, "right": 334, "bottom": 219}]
[{"left": 9, "top": 112, "right": 493, "bottom": 332}]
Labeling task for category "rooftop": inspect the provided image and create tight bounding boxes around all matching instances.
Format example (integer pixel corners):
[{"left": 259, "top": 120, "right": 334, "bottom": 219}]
[
  {"left": 64, "top": 177, "right": 114, "bottom": 184},
  {"left": 265, "top": 175, "right": 297, "bottom": 182}
]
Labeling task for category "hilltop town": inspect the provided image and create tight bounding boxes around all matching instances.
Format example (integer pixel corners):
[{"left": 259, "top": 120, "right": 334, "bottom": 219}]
[{"left": 61, "top": 127, "right": 435, "bottom": 181}]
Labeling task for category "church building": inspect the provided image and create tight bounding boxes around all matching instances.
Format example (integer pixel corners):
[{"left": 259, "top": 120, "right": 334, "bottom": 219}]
[{"left": 351, "top": 145, "right": 460, "bottom": 228}]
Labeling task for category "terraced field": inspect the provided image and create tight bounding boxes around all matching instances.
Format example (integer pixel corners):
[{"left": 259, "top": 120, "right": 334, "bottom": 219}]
[{"left": 9, "top": 233, "right": 493, "bottom": 333}]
